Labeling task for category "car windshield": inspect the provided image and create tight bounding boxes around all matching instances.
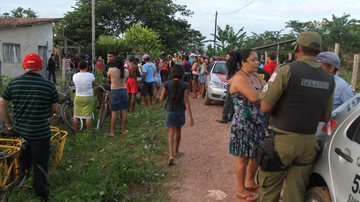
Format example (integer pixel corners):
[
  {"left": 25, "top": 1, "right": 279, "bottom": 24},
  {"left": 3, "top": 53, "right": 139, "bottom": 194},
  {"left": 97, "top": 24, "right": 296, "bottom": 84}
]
[{"left": 212, "top": 63, "right": 227, "bottom": 74}]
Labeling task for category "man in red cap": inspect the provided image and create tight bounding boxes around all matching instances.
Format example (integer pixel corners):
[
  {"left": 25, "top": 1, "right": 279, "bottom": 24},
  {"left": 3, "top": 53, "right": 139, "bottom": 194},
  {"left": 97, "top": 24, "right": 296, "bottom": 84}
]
[{"left": 0, "top": 53, "right": 59, "bottom": 201}]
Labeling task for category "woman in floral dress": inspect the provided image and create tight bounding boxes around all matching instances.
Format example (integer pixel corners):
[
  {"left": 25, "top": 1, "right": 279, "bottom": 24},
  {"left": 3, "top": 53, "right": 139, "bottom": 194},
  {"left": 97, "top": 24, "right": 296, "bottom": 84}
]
[{"left": 228, "top": 49, "right": 267, "bottom": 200}]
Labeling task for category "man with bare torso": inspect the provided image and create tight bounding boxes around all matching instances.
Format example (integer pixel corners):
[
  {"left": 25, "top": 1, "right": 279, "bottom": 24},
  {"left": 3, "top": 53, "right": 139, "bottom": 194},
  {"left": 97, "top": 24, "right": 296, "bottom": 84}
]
[
  {"left": 107, "top": 58, "right": 129, "bottom": 136},
  {"left": 126, "top": 56, "right": 140, "bottom": 112}
]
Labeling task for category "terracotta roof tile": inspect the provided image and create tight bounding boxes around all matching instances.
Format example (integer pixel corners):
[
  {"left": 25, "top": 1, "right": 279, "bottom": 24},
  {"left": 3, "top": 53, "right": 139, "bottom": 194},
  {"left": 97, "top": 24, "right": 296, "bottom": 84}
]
[{"left": 0, "top": 18, "right": 61, "bottom": 29}]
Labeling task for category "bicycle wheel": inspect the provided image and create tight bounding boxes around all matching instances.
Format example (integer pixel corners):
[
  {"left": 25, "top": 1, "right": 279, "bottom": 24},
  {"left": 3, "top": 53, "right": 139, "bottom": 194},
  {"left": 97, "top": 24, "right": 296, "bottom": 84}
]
[
  {"left": 61, "top": 103, "right": 74, "bottom": 131},
  {"left": 96, "top": 103, "right": 108, "bottom": 130}
]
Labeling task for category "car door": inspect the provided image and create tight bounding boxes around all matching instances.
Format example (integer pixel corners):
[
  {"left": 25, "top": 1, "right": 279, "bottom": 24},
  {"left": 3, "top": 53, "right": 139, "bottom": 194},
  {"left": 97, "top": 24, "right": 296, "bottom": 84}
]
[{"left": 329, "top": 106, "right": 360, "bottom": 201}]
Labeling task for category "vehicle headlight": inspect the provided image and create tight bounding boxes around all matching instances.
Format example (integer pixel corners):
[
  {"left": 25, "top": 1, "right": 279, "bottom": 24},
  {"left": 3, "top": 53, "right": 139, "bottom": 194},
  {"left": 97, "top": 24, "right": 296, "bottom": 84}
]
[{"left": 210, "top": 81, "right": 223, "bottom": 89}]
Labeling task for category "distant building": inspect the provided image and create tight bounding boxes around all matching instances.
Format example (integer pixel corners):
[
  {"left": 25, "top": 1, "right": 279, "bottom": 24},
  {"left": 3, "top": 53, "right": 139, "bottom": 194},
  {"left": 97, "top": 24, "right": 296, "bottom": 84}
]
[{"left": 0, "top": 18, "right": 61, "bottom": 78}]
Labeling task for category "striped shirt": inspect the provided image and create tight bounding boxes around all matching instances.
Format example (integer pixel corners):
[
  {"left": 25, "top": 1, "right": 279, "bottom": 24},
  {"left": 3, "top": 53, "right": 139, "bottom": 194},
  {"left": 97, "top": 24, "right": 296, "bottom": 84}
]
[{"left": 2, "top": 72, "right": 59, "bottom": 140}]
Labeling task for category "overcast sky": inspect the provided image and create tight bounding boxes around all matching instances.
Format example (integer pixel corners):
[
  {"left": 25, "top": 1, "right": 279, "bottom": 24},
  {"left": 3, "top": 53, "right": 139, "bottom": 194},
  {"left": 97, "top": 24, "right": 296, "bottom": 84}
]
[{"left": 1, "top": 0, "right": 360, "bottom": 41}]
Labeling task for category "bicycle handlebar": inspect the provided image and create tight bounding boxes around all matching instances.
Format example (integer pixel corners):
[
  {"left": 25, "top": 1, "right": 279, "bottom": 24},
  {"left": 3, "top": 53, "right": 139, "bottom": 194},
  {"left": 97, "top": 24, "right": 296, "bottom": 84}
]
[{"left": 98, "top": 85, "right": 110, "bottom": 93}]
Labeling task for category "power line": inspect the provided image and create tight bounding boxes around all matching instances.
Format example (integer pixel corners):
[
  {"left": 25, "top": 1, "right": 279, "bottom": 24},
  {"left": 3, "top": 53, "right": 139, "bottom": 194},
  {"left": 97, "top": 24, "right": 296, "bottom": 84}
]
[{"left": 219, "top": 0, "right": 256, "bottom": 15}]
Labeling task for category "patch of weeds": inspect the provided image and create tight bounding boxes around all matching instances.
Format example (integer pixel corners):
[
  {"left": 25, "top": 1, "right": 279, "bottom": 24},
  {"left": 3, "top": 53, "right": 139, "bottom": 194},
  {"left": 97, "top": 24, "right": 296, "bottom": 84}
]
[{"left": 6, "top": 103, "right": 170, "bottom": 201}]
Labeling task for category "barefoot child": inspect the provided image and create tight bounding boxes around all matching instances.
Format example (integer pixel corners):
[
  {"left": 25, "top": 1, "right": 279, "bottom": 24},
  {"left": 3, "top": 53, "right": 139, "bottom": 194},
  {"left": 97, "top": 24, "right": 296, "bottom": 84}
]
[{"left": 160, "top": 64, "right": 194, "bottom": 166}]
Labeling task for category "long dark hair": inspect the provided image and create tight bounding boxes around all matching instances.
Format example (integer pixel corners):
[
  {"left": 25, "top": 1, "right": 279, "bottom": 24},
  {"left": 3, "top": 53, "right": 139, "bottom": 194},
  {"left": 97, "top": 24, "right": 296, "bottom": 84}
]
[
  {"left": 170, "top": 64, "right": 184, "bottom": 104},
  {"left": 226, "top": 49, "right": 253, "bottom": 73},
  {"left": 109, "top": 57, "right": 125, "bottom": 78}
]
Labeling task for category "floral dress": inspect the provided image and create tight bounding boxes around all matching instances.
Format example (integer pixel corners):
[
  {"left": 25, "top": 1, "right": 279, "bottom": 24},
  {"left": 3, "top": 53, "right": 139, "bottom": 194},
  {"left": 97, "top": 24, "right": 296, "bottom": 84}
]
[{"left": 229, "top": 93, "right": 267, "bottom": 157}]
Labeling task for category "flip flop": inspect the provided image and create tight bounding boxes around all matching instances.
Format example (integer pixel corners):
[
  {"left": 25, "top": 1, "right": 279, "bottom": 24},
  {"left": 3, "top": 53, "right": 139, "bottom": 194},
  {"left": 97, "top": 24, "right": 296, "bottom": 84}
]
[
  {"left": 236, "top": 191, "right": 258, "bottom": 201},
  {"left": 168, "top": 158, "right": 175, "bottom": 166}
]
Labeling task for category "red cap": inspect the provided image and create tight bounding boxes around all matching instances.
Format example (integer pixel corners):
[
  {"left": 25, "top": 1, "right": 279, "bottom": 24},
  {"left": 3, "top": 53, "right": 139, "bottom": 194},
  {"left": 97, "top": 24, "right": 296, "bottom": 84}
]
[{"left": 23, "top": 53, "right": 42, "bottom": 72}]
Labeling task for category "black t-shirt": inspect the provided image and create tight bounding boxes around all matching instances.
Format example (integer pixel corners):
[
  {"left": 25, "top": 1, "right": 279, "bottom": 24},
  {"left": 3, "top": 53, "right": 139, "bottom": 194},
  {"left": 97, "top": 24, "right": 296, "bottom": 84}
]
[{"left": 164, "top": 80, "right": 188, "bottom": 112}]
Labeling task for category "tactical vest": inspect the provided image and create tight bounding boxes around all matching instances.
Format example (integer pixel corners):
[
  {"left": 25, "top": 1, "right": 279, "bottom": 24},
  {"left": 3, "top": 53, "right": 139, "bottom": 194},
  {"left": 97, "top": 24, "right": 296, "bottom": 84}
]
[{"left": 269, "top": 61, "right": 335, "bottom": 134}]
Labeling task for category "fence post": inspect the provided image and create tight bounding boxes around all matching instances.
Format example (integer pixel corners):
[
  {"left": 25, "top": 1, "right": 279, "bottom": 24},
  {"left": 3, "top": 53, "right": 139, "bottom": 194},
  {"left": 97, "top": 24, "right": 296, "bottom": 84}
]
[
  {"left": 334, "top": 43, "right": 340, "bottom": 55},
  {"left": 264, "top": 51, "right": 268, "bottom": 64},
  {"left": 62, "top": 58, "right": 66, "bottom": 89},
  {"left": 288, "top": 53, "right": 292, "bottom": 62},
  {"left": 351, "top": 54, "right": 359, "bottom": 91}
]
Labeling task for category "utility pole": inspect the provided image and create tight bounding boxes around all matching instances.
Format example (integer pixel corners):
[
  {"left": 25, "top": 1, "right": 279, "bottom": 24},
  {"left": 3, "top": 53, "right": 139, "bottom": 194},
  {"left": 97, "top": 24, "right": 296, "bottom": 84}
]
[
  {"left": 213, "top": 11, "right": 218, "bottom": 56},
  {"left": 91, "top": 0, "right": 95, "bottom": 73}
]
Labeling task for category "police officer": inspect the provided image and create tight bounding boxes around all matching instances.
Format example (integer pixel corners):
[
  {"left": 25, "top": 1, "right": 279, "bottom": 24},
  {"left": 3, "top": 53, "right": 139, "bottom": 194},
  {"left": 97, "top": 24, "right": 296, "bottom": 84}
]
[{"left": 258, "top": 32, "right": 335, "bottom": 202}]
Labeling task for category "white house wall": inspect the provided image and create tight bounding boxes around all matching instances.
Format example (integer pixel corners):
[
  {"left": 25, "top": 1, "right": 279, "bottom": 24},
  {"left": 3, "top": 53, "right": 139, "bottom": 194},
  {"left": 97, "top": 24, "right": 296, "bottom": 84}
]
[{"left": 0, "top": 23, "right": 54, "bottom": 78}]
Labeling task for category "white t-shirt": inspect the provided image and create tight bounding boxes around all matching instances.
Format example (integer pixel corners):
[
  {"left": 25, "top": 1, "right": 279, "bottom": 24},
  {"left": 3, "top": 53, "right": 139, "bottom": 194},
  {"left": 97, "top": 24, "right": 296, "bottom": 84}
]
[{"left": 73, "top": 72, "right": 95, "bottom": 96}]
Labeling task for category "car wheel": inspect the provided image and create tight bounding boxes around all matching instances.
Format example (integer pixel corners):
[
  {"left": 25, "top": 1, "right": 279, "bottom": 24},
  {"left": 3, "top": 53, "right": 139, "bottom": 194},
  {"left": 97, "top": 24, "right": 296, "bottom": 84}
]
[
  {"left": 204, "top": 91, "right": 211, "bottom": 105},
  {"left": 304, "top": 187, "right": 332, "bottom": 202}
]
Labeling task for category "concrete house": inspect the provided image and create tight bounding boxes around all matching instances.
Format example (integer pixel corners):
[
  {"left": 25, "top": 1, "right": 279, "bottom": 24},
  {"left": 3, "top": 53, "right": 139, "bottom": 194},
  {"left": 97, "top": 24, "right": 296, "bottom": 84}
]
[{"left": 0, "top": 18, "right": 61, "bottom": 78}]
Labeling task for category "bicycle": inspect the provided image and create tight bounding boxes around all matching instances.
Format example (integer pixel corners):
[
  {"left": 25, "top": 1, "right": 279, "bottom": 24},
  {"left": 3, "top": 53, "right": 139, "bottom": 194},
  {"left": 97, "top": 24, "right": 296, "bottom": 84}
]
[
  {"left": 0, "top": 136, "right": 23, "bottom": 191},
  {"left": 96, "top": 85, "right": 111, "bottom": 130},
  {"left": 0, "top": 126, "right": 68, "bottom": 192},
  {"left": 56, "top": 86, "right": 86, "bottom": 132}
]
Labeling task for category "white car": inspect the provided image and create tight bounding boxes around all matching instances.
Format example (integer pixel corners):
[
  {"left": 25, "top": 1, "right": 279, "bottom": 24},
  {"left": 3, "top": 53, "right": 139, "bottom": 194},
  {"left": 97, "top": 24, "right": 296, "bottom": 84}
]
[
  {"left": 305, "top": 93, "right": 360, "bottom": 202},
  {"left": 204, "top": 61, "right": 228, "bottom": 105}
]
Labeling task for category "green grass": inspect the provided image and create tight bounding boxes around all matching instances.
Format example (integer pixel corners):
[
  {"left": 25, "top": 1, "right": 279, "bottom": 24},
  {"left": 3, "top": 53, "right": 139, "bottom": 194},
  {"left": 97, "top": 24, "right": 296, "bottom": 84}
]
[{"left": 6, "top": 103, "right": 169, "bottom": 201}]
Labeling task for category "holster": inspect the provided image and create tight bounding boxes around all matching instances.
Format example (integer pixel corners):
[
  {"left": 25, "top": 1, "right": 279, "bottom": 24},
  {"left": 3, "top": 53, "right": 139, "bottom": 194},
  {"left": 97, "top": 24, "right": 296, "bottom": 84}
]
[{"left": 255, "top": 137, "right": 285, "bottom": 172}]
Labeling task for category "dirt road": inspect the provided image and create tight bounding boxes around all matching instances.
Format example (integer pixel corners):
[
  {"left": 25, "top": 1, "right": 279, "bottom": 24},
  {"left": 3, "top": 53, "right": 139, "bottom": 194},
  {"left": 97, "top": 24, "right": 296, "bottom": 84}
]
[{"left": 166, "top": 98, "right": 248, "bottom": 202}]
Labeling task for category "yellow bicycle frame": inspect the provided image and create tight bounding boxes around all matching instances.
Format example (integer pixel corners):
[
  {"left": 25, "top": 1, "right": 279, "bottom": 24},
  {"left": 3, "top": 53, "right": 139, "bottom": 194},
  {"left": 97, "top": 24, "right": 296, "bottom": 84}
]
[{"left": 0, "top": 126, "right": 68, "bottom": 191}]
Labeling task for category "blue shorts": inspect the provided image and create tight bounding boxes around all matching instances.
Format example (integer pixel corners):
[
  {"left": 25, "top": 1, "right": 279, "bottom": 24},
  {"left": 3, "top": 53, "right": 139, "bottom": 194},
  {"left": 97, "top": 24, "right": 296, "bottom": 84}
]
[
  {"left": 109, "top": 88, "right": 128, "bottom": 111},
  {"left": 198, "top": 74, "right": 206, "bottom": 83},
  {"left": 165, "top": 111, "right": 185, "bottom": 128},
  {"left": 154, "top": 77, "right": 162, "bottom": 87}
]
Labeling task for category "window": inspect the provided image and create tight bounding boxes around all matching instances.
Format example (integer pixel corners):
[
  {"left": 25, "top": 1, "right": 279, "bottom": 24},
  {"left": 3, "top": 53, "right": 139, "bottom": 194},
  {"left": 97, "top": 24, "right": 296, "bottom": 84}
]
[
  {"left": 213, "top": 63, "right": 227, "bottom": 74},
  {"left": 3, "top": 43, "right": 21, "bottom": 63},
  {"left": 346, "top": 115, "right": 360, "bottom": 144}
]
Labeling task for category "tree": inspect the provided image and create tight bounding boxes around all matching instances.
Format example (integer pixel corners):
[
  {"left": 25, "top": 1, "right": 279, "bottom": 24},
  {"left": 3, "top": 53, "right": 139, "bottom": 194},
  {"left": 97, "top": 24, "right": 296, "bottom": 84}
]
[
  {"left": 122, "top": 24, "right": 163, "bottom": 57},
  {"left": 56, "top": 0, "right": 204, "bottom": 54},
  {"left": 96, "top": 35, "right": 125, "bottom": 58},
  {"left": 285, "top": 20, "right": 321, "bottom": 35},
  {"left": 207, "top": 24, "right": 246, "bottom": 56},
  {"left": 285, "top": 14, "right": 360, "bottom": 66},
  {"left": 0, "top": 7, "right": 38, "bottom": 18},
  {"left": 321, "top": 14, "right": 360, "bottom": 53}
]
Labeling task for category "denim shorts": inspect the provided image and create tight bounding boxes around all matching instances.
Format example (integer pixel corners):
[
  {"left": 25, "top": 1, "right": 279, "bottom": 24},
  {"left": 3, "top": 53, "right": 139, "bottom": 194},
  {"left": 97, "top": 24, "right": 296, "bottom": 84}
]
[
  {"left": 165, "top": 111, "right": 185, "bottom": 128},
  {"left": 109, "top": 88, "right": 129, "bottom": 111}
]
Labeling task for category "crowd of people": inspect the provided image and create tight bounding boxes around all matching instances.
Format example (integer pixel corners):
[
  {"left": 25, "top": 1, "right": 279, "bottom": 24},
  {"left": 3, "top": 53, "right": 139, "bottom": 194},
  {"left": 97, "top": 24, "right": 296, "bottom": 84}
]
[{"left": 0, "top": 31, "right": 356, "bottom": 201}]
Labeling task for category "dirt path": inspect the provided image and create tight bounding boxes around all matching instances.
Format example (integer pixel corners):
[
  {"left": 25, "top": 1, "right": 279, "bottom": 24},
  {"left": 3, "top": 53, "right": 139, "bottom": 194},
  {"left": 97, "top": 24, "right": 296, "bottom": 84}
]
[{"left": 166, "top": 98, "right": 247, "bottom": 202}]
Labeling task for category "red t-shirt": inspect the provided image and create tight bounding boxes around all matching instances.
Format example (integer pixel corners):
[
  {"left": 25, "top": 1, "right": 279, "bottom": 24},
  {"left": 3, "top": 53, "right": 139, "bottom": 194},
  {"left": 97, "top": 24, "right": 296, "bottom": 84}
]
[
  {"left": 263, "top": 60, "right": 277, "bottom": 76},
  {"left": 96, "top": 60, "right": 103, "bottom": 72}
]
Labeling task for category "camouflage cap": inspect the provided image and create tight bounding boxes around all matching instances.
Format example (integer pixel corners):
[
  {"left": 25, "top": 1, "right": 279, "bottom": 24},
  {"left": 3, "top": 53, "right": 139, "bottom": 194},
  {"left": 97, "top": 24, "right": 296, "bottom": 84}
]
[{"left": 294, "top": 31, "right": 322, "bottom": 51}]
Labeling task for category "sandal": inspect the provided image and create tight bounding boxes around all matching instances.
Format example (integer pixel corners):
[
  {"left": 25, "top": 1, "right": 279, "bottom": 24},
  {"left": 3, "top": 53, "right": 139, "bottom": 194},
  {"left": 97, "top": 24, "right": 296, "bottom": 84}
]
[
  {"left": 236, "top": 190, "right": 258, "bottom": 201},
  {"left": 168, "top": 158, "right": 175, "bottom": 166}
]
